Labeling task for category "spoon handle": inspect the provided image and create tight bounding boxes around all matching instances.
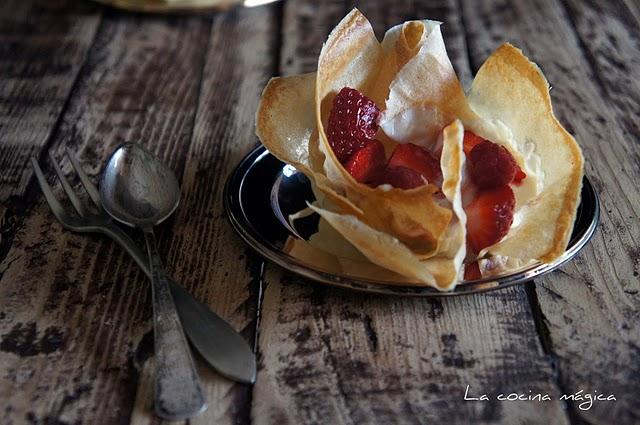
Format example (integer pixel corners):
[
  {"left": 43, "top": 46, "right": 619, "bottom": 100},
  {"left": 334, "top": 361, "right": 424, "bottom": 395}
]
[
  {"left": 143, "top": 229, "right": 207, "bottom": 420},
  {"left": 99, "top": 223, "right": 256, "bottom": 383}
]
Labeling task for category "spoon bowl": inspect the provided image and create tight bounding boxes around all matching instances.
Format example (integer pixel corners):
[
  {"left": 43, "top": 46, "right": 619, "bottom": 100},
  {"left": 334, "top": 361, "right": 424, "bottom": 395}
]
[{"left": 100, "top": 143, "right": 180, "bottom": 229}]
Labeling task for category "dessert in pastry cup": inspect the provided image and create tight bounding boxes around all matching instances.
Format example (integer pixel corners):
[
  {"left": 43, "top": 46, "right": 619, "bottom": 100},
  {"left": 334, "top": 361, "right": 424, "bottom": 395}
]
[{"left": 256, "top": 9, "right": 584, "bottom": 291}]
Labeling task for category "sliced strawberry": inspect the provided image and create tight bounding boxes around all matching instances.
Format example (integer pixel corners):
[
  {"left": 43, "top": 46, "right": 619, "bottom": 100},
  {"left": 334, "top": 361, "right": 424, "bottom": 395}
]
[
  {"left": 378, "top": 166, "right": 425, "bottom": 189},
  {"left": 465, "top": 185, "right": 515, "bottom": 253},
  {"left": 513, "top": 166, "right": 527, "bottom": 183},
  {"left": 344, "top": 140, "right": 386, "bottom": 184},
  {"left": 387, "top": 143, "right": 442, "bottom": 185},
  {"left": 463, "top": 261, "right": 482, "bottom": 280},
  {"left": 468, "top": 141, "right": 518, "bottom": 189},
  {"left": 327, "top": 87, "right": 380, "bottom": 163},
  {"left": 463, "top": 131, "right": 484, "bottom": 156}
]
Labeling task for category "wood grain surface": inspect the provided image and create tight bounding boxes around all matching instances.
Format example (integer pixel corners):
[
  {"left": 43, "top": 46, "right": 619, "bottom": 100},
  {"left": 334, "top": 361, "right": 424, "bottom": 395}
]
[
  {"left": 0, "top": 0, "right": 637, "bottom": 424},
  {"left": 0, "top": 0, "right": 102, "bottom": 201},
  {"left": 129, "top": 5, "right": 279, "bottom": 425},
  {"left": 0, "top": 9, "right": 211, "bottom": 424}
]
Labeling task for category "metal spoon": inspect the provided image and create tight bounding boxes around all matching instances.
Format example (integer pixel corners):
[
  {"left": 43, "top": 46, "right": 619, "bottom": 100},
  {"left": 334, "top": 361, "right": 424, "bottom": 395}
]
[{"left": 100, "top": 143, "right": 206, "bottom": 420}]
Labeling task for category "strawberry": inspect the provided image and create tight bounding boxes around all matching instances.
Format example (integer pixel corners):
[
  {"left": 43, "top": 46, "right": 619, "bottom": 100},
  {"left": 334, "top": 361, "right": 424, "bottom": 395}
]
[
  {"left": 468, "top": 141, "right": 518, "bottom": 189},
  {"left": 344, "top": 140, "right": 386, "bottom": 184},
  {"left": 513, "top": 166, "right": 527, "bottom": 183},
  {"left": 387, "top": 143, "right": 442, "bottom": 185},
  {"left": 465, "top": 186, "right": 515, "bottom": 253},
  {"left": 327, "top": 87, "right": 380, "bottom": 163},
  {"left": 463, "top": 131, "right": 484, "bottom": 156},
  {"left": 378, "top": 166, "right": 425, "bottom": 189},
  {"left": 463, "top": 261, "right": 482, "bottom": 281}
]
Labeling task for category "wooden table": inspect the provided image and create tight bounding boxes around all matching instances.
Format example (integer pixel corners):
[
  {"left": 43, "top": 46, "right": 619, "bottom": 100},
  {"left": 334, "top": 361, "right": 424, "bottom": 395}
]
[{"left": 1, "top": 0, "right": 638, "bottom": 423}]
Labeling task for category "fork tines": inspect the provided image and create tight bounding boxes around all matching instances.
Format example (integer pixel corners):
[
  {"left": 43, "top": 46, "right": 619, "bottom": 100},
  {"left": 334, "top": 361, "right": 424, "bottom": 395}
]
[{"left": 31, "top": 150, "right": 102, "bottom": 228}]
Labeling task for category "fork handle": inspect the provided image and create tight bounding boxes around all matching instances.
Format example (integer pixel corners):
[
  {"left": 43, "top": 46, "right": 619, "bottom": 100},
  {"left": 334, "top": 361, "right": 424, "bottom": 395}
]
[
  {"left": 98, "top": 223, "right": 256, "bottom": 383},
  {"left": 100, "top": 225, "right": 151, "bottom": 276},
  {"left": 143, "top": 229, "right": 206, "bottom": 420}
]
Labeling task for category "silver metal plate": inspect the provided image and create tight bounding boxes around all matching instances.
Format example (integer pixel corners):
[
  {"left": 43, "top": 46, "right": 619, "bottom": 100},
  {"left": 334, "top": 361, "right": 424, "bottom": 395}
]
[{"left": 224, "top": 145, "right": 599, "bottom": 297}]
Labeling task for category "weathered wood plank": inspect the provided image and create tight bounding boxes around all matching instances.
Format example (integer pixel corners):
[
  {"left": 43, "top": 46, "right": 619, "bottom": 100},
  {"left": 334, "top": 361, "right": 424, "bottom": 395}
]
[
  {"left": 0, "top": 12, "right": 211, "bottom": 424},
  {"left": 460, "top": 0, "right": 640, "bottom": 422},
  {"left": 251, "top": 1, "right": 569, "bottom": 423},
  {"left": 129, "top": 4, "right": 279, "bottom": 424},
  {"left": 0, "top": 0, "right": 102, "bottom": 201},
  {"left": 562, "top": 0, "right": 640, "bottom": 158},
  {"left": 255, "top": 271, "right": 573, "bottom": 424},
  {"left": 280, "top": 0, "right": 347, "bottom": 75},
  {"left": 621, "top": 0, "right": 640, "bottom": 27}
]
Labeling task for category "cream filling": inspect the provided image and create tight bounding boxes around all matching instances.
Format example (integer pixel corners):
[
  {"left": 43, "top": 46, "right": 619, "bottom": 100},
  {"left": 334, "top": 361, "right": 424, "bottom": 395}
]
[
  {"left": 379, "top": 105, "right": 444, "bottom": 148},
  {"left": 478, "top": 118, "right": 544, "bottom": 207},
  {"left": 478, "top": 255, "right": 538, "bottom": 276}
]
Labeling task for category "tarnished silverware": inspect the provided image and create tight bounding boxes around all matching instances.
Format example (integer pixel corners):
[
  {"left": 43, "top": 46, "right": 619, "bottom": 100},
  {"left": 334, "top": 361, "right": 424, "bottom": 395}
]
[
  {"left": 99, "top": 143, "right": 205, "bottom": 420},
  {"left": 31, "top": 150, "right": 257, "bottom": 387}
]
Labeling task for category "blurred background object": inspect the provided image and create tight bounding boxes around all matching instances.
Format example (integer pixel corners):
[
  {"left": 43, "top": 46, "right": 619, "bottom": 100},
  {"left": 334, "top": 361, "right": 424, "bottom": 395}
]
[{"left": 91, "top": 0, "right": 278, "bottom": 13}]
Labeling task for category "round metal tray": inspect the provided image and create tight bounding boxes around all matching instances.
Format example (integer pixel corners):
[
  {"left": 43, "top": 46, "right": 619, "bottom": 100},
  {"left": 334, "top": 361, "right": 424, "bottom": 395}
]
[{"left": 224, "top": 145, "right": 599, "bottom": 296}]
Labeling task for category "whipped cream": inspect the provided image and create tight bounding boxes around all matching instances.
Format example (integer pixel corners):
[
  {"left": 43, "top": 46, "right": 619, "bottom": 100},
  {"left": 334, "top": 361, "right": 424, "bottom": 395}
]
[{"left": 380, "top": 105, "right": 444, "bottom": 148}]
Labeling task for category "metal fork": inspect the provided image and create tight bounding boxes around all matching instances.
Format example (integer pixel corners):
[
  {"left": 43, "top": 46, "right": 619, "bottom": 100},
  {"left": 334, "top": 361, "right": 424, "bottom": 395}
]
[{"left": 31, "top": 149, "right": 256, "bottom": 384}]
